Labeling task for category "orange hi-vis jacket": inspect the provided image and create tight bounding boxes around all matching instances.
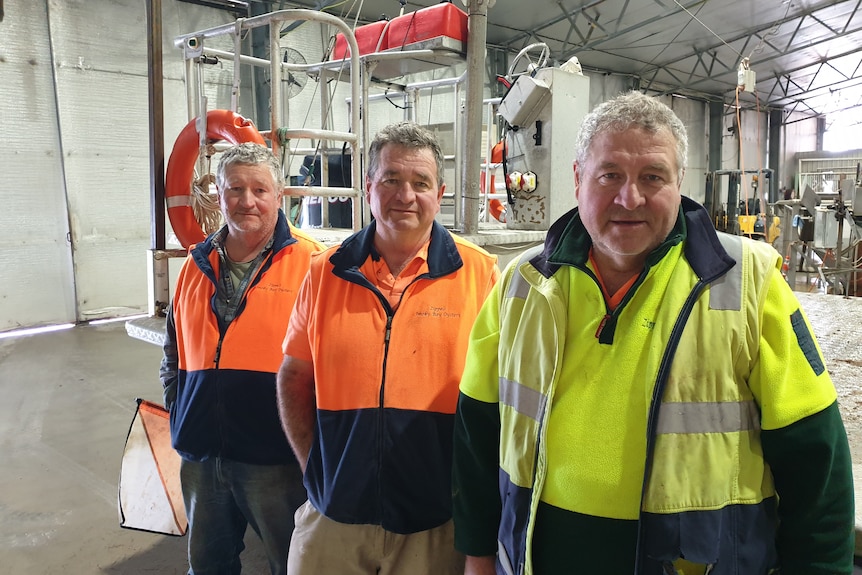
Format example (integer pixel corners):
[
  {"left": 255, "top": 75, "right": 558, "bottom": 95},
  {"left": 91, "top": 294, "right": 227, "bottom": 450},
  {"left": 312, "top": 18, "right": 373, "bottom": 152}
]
[
  {"left": 169, "top": 213, "right": 323, "bottom": 464},
  {"left": 297, "top": 221, "right": 498, "bottom": 534}
]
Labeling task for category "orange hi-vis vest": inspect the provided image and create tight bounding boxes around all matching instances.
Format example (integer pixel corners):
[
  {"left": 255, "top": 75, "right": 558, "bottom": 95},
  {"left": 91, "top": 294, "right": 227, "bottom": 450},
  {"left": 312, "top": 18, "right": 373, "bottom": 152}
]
[
  {"left": 170, "top": 214, "right": 324, "bottom": 464},
  {"left": 301, "top": 221, "right": 498, "bottom": 534}
]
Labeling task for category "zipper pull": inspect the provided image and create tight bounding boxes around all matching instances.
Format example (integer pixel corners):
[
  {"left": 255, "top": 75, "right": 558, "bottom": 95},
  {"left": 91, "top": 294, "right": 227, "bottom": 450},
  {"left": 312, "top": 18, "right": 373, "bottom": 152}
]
[
  {"left": 595, "top": 314, "right": 609, "bottom": 339},
  {"left": 214, "top": 339, "right": 223, "bottom": 367}
]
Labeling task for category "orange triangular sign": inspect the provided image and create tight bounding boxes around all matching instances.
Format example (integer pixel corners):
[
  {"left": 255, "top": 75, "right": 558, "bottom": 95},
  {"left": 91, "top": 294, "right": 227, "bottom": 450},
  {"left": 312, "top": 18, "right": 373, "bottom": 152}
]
[{"left": 118, "top": 399, "right": 187, "bottom": 536}]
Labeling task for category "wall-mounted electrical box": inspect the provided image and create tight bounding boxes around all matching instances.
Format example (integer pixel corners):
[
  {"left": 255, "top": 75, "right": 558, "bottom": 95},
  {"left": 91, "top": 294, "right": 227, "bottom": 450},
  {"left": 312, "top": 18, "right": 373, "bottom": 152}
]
[
  {"left": 498, "top": 74, "right": 552, "bottom": 129},
  {"left": 501, "top": 67, "right": 590, "bottom": 230}
]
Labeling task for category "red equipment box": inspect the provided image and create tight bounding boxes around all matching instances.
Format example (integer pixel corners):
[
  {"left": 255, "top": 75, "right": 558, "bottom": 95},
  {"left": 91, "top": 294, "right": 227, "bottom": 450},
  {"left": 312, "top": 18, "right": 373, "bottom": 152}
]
[
  {"left": 330, "top": 20, "right": 389, "bottom": 60},
  {"left": 386, "top": 2, "right": 468, "bottom": 51}
]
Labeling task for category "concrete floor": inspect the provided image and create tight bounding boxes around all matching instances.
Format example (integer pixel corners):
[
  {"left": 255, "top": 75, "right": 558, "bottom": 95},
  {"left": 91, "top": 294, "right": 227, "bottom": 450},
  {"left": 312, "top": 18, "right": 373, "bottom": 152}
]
[{"left": 0, "top": 322, "right": 268, "bottom": 574}]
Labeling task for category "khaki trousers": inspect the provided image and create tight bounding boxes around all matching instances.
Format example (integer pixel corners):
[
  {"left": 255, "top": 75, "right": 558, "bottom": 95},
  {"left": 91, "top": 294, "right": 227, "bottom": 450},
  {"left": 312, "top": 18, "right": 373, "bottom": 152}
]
[{"left": 287, "top": 501, "right": 465, "bottom": 575}]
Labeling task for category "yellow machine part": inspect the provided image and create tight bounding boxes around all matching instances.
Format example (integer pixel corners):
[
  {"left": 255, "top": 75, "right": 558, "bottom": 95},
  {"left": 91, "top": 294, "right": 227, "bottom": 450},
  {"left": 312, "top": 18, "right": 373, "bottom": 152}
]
[{"left": 738, "top": 214, "right": 781, "bottom": 244}]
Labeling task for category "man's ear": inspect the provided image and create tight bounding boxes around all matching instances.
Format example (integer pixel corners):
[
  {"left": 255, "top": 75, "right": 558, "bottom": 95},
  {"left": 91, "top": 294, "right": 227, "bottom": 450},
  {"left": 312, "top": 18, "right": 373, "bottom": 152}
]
[{"left": 573, "top": 161, "right": 581, "bottom": 201}]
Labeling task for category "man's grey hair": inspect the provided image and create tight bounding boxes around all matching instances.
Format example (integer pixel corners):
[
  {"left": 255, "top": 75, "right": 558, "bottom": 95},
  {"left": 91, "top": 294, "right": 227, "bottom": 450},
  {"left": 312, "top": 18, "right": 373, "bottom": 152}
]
[
  {"left": 575, "top": 91, "right": 688, "bottom": 182},
  {"left": 216, "top": 142, "right": 284, "bottom": 191},
  {"left": 367, "top": 121, "right": 445, "bottom": 187}
]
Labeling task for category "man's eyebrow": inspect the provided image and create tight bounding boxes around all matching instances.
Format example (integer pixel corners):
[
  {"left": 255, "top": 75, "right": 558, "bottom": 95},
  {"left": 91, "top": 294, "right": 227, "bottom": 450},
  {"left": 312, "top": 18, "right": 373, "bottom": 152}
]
[
  {"left": 595, "top": 161, "right": 671, "bottom": 171},
  {"left": 380, "top": 169, "right": 433, "bottom": 182},
  {"left": 643, "top": 163, "right": 673, "bottom": 173}
]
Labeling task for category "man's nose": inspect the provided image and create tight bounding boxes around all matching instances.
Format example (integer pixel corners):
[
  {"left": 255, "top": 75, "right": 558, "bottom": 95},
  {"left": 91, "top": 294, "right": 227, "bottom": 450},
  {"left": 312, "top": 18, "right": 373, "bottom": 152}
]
[
  {"left": 394, "top": 182, "right": 417, "bottom": 201},
  {"left": 237, "top": 188, "right": 256, "bottom": 205},
  {"left": 616, "top": 178, "right": 646, "bottom": 210}
]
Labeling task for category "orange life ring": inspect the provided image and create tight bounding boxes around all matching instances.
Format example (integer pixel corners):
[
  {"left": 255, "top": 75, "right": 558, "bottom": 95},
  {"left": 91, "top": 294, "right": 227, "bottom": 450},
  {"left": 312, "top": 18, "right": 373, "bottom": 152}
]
[
  {"left": 488, "top": 197, "right": 507, "bottom": 223},
  {"left": 479, "top": 140, "right": 507, "bottom": 223},
  {"left": 165, "top": 109, "right": 265, "bottom": 248}
]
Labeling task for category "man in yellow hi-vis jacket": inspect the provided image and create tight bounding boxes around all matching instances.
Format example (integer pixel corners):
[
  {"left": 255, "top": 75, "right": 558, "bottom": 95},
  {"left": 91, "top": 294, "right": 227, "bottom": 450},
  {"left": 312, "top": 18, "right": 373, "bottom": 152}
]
[{"left": 453, "top": 91, "right": 854, "bottom": 575}]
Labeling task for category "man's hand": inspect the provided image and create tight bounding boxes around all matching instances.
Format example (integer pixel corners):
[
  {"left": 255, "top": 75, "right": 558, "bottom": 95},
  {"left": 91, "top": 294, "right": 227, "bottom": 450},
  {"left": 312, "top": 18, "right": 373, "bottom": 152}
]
[
  {"left": 464, "top": 555, "right": 496, "bottom": 575},
  {"left": 276, "top": 355, "right": 316, "bottom": 472}
]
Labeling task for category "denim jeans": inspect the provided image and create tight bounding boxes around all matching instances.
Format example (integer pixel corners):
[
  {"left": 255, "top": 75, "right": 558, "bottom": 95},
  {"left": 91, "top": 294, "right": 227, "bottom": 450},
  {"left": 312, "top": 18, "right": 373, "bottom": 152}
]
[{"left": 181, "top": 457, "right": 306, "bottom": 575}]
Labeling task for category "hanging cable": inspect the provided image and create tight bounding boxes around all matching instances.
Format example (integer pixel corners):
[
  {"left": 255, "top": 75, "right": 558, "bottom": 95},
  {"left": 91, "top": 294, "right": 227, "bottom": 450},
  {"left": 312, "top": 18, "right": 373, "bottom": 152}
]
[
  {"left": 736, "top": 86, "right": 750, "bottom": 218},
  {"left": 501, "top": 126, "right": 515, "bottom": 207},
  {"left": 385, "top": 94, "right": 410, "bottom": 110},
  {"left": 639, "top": 0, "right": 705, "bottom": 74},
  {"left": 754, "top": 90, "right": 769, "bottom": 238},
  {"left": 749, "top": 0, "right": 794, "bottom": 58},
  {"left": 671, "top": 0, "right": 743, "bottom": 59}
]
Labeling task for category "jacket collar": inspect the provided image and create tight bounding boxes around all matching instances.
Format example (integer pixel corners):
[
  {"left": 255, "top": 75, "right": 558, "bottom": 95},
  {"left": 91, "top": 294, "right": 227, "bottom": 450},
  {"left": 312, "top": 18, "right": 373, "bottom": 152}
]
[
  {"left": 329, "top": 220, "right": 463, "bottom": 278},
  {"left": 680, "top": 196, "right": 737, "bottom": 282},
  {"left": 533, "top": 196, "right": 734, "bottom": 281}
]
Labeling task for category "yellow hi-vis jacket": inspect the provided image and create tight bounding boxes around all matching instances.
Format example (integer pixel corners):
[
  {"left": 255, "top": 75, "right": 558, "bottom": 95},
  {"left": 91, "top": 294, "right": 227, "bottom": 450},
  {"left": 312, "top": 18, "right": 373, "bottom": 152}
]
[{"left": 455, "top": 197, "right": 850, "bottom": 575}]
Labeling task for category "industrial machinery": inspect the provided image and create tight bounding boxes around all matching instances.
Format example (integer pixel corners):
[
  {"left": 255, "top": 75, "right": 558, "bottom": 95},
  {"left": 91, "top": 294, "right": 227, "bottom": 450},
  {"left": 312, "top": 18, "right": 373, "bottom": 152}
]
[
  {"left": 497, "top": 47, "right": 590, "bottom": 230},
  {"left": 705, "top": 166, "right": 861, "bottom": 294},
  {"left": 705, "top": 169, "right": 780, "bottom": 244},
  {"left": 776, "top": 174, "right": 862, "bottom": 295}
]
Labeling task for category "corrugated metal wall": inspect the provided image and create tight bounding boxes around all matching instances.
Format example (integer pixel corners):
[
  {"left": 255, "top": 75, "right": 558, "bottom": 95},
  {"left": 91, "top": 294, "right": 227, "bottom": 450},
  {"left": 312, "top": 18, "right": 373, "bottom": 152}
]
[
  {"left": 48, "top": 0, "right": 154, "bottom": 321},
  {"left": 1, "top": 1, "right": 77, "bottom": 330},
  {"left": 667, "top": 95, "right": 708, "bottom": 204},
  {"left": 0, "top": 0, "right": 237, "bottom": 330}
]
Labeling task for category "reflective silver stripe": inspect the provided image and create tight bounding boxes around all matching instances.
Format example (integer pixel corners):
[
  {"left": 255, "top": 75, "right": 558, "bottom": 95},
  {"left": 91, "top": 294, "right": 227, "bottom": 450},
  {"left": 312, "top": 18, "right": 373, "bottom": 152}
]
[
  {"left": 499, "top": 377, "right": 546, "bottom": 422},
  {"left": 506, "top": 246, "right": 542, "bottom": 300},
  {"left": 710, "top": 234, "right": 742, "bottom": 311},
  {"left": 497, "top": 540, "right": 516, "bottom": 575},
  {"left": 656, "top": 400, "right": 760, "bottom": 434},
  {"left": 166, "top": 195, "right": 193, "bottom": 208},
  {"left": 507, "top": 271, "right": 531, "bottom": 300}
]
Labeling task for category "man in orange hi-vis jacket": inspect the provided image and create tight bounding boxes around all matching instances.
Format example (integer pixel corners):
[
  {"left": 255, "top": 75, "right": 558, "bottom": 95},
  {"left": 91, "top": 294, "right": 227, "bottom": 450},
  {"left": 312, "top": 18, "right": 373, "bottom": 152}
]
[
  {"left": 276, "top": 122, "right": 500, "bottom": 575},
  {"left": 161, "top": 143, "right": 324, "bottom": 575}
]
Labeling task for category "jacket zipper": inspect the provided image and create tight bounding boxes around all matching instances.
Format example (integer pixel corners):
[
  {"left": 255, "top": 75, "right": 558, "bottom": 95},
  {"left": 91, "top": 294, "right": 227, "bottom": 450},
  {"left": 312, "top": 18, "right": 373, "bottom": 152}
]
[
  {"left": 211, "top": 251, "right": 269, "bottom": 458},
  {"left": 579, "top": 263, "right": 648, "bottom": 344},
  {"left": 373, "top": 275, "right": 428, "bottom": 525},
  {"left": 213, "top": 338, "right": 224, "bottom": 367},
  {"left": 571, "top": 263, "right": 616, "bottom": 340},
  {"left": 377, "top": 313, "right": 393, "bottom": 523},
  {"left": 633, "top": 280, "right": 706, "bottom": 575}
]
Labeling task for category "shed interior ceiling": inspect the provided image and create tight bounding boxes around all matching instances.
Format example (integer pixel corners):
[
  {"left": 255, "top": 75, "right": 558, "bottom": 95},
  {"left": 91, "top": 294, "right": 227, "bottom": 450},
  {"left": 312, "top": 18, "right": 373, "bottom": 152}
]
[{"left": 263, "top": 0, "right": 862, "bottom": 120}]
